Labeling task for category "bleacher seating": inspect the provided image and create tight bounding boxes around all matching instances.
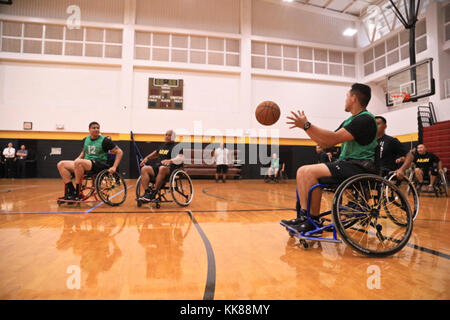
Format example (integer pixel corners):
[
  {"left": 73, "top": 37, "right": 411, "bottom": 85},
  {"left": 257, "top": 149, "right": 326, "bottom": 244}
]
[
  {"left": 182, "top": 149, "right": 242, "bottom": 178},
  {"left": 423, "top": 119, "right": 450, "bottom": 178}
]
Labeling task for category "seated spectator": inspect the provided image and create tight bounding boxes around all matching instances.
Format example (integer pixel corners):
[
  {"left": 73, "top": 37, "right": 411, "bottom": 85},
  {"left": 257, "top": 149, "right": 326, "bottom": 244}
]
[
  {"left": 267, "top": 153, "right": 280, "bottom": 182},
  {"left": 412, "top": 144, "right": 443, "bottom": 191}
]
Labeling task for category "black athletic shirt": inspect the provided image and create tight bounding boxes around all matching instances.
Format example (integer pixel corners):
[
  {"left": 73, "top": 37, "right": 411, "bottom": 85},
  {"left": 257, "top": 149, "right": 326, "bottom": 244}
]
[
  {"left": 337, "top": 113, "right": 378, "bottom": 146},
  {"left": 377, "top": 134, "right": 408, "bottom": 172},
  {"left": 413, "top": 152, "right": 440, "bottom": 170},
  {"left": 156, "top": 142, "right": 183, "bottom": 162}
]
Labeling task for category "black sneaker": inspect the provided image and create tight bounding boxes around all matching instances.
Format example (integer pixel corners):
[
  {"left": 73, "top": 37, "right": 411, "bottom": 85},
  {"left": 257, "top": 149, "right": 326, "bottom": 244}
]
[
  {"left": 291, "top": 217, "right": 323, "bottom": 234},
  {"left": 281, "top": 210, "right": 308, "bottom": 227},
  {"left": 140, "top": 189, "right": 155, "bottom": 202}
]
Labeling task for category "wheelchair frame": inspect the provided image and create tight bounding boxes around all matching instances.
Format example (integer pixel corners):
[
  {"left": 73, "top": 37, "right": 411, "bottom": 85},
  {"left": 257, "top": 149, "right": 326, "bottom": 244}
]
[
  {"left": 131, "top": 131, "right": 194, "bottom": 209},
  {"left": 57, "top": 169, "right": 127, "bottom": 206},
  {"left": 281, "top": 173, "right": 414, "bottom": 257},
  {"left": 135, "top": 168, "right": 194, "bottom": 209}
]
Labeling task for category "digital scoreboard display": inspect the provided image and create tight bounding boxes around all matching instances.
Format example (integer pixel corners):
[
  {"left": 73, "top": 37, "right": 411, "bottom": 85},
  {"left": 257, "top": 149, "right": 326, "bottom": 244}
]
[{"left": 148, "top": 78, "right": 183, "bottom": 110}]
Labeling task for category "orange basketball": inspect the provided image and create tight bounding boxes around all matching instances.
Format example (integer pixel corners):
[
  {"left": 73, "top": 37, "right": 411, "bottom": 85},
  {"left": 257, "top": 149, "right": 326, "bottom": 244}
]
[{"left": 255, "top": 101, "right": 280, "bottom": 126}]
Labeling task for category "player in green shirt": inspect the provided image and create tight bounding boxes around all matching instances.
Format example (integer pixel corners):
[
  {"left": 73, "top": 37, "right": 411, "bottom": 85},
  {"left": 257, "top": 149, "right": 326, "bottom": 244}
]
[
  {"left": 282, "top": 83, "right": 378, "bottom": 233},
  {"left": 57, "top": 121, "right": 123, "bottom": 201}
]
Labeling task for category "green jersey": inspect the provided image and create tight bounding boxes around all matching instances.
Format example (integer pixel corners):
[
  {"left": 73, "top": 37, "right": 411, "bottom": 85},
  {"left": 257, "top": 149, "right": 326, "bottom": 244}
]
[
  {"left": 83, "top": 135, "right": 109, "bottom": 162},
  {"left": 338, "top": 110, "right": 378, "bottom": 161}
]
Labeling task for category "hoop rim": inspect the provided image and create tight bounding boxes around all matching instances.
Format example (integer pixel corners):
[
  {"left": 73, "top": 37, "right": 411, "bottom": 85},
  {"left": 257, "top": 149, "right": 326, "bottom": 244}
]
[{"left": 389, "top": 91, "right": 411, "bottom": 103}]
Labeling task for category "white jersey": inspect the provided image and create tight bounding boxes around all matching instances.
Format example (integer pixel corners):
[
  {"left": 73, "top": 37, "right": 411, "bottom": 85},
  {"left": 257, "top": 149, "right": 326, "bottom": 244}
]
[{"left": 214, "top": 148, "right": 231, "bottom": 165}]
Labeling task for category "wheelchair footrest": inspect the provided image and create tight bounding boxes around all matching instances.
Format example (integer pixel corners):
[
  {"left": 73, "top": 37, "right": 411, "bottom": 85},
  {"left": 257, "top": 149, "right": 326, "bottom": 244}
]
[
  {"left": 57, "top": 197, "right": 97, "bottom": 204},
  {"left": 280, "top": 222, "right": 341, "bottom": 244}
]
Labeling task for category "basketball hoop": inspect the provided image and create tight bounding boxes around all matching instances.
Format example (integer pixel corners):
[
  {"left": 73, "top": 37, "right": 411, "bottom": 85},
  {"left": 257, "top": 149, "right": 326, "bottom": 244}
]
[{"left": 389, "top": 92, "right": 410, "bottom": 106}]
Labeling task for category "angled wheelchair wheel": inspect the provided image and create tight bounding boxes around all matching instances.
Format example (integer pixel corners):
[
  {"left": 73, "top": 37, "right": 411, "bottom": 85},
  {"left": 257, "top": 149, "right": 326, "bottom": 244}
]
[
  {"left": 386, "top": 173, "right": 419, "bottom": 221},
  {"left": 95, "top": 170, "right": 127, "bottom": 206},
  {"left": 169, "top": 169, "right": 194, "bottom": 207},
  {"left": 135, "top": 176, "right": 144, "bottom": 207},
  {"left": 438, "top": 170, "right": 448, "bottom": 197},
  {"left": 332, "top": 174, "right": 413, "bottom": 257}
]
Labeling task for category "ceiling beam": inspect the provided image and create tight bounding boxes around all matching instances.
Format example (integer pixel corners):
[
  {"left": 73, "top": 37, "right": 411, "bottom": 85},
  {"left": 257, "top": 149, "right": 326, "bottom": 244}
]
[
  {"left": 342, "top": 0, "right": 356, "bottom": 13},
  {"left": 323, "top": 0, "right": 334, "bottom": 8}
]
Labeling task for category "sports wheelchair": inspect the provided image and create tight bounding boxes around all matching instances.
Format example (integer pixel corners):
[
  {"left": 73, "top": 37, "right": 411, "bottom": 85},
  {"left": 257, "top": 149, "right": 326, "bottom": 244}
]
[
  {"left": 408, "top": 165, "right": 448, "bottom": 198},
  {"left": 281, "top": 173, "right": 413, "bottom": 257},
  {"left": 57, "top": 169, "right": 127, "bottom": 206},
  {"left": 135, "top": 165, "right": 194, "bottom": 209}
]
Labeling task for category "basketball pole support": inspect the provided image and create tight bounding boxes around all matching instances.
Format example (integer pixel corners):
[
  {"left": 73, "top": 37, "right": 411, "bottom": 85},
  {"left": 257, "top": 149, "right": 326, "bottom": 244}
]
[{"left": 389, "top": 0, "right": 421, "bottom": 102}]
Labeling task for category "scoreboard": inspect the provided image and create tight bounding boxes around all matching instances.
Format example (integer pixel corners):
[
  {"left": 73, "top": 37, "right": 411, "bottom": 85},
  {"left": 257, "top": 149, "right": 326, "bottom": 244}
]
[{"left": 148, "top": 78, "right": 183, "bottom": 110}]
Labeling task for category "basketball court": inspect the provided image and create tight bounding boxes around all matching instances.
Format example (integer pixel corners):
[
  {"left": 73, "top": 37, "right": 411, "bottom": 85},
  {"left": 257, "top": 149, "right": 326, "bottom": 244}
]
[{"left": 0, "top": 0, "right": 449, "bottom": 302}]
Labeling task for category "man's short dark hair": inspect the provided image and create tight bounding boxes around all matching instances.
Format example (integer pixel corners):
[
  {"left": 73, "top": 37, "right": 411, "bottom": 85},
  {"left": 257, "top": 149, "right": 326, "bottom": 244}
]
[
  {"left": 89, "top": 121, "right": 100, "bottom": 129},
  {"left": 350, "top": 83, "right": 371, "bottom": 107},
  {"left": 375, "top": 116, "right": 387, "bottom": 124}
]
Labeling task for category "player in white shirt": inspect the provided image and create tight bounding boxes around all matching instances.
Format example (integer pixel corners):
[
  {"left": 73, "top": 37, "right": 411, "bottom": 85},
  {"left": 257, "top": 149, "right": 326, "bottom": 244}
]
[
  {"left": 213, "top": 143, "right": 232, "bottom": 183},
  {"left": 3, "top": 142, "right": 16, "bottom": 178}
]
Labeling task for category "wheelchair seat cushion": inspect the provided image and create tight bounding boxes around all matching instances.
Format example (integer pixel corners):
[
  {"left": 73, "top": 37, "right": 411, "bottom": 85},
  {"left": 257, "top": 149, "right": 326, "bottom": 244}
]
[
  {"left": 324, "top": 159, "right": 377, "bottom": 181},
  {"left": 318, "top": 176, "right": 346, "bottom": 185}
]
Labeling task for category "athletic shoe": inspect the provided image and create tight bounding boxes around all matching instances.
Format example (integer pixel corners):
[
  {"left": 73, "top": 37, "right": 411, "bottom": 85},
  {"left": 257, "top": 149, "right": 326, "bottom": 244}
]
[
  {"left": 290, "top": 217, "right": 323, "bottom": 234},
  {"left": 140, "top": 189, "right": 156, "bottom": 202},
  {"left": 281, "top": 210, "right": 308, "bottom": 226}
]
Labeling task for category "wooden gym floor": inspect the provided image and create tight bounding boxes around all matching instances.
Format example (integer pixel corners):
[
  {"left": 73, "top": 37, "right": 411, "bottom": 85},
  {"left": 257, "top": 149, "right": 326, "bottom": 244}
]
[{"left": 0, "top": 178, "right": 449, "bottom": 300}]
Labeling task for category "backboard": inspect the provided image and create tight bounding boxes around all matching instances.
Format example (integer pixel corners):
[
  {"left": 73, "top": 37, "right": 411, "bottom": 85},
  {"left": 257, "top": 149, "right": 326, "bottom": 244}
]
[{"left": 385, "top": 58, "right": 435, "bottom": 107}]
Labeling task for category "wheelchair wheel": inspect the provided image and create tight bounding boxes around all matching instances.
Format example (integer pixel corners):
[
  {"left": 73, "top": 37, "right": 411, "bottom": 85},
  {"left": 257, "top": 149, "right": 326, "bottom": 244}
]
[
  {"left": 386, "top": 173, "right": 419, "bottom": 221},
  {"left": 438, "top": 170, "right": 448, "bottom": 197},
  {"left": 169, "top": 169, "right": 194, "bottom": 207},
  {"left": 80, "top": 174, "right": 96, "bottom": 200},
  {"left": 332, "top": 174, "right": 413, "bottom": 257},
  {"left": 95, "top": 170, "right": 127, "bottom": 206}
]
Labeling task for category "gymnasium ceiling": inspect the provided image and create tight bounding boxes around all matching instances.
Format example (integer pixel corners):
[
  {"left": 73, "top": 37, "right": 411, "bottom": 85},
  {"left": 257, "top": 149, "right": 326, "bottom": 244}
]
[{"left": 290, "top": 0, "right": 382, "bottom": 17}]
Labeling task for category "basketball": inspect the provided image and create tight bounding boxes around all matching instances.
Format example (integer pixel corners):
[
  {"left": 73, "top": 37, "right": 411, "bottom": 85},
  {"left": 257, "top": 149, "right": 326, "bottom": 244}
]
[{"left": 255, "top": 101, "right": 281, "bottom": 126}]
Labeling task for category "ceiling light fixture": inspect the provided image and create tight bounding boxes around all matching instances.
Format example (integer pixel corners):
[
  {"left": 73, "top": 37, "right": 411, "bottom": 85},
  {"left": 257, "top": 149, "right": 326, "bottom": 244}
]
[{"left": 343, "top": 28, "right": 358, "bottom": 36}]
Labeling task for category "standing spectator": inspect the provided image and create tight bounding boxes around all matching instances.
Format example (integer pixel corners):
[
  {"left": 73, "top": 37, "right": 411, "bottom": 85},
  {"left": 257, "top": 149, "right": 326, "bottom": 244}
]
[
  {"left": 3, "top": 142, "right": 16, "bottom": 178},
  {"left": 16, "top": 145, "right": 28, "bottom": 178},
  {"left": 213, "top": 142, "right": 232, "bottom": 183},
  {"left": 0, "top": 154, "right": 4, "bottom": 178}
]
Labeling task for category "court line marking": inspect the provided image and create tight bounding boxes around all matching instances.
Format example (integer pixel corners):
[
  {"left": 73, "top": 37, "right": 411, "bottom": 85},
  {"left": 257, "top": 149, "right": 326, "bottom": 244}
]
[
  {"left": 84, "top": 185, "right": 132, "bottom": 214},
  {"left": 0, "top": 185, "right": 40, "bottom": 193},
  {"left": 202, "top": 187, "right": 296, "bottom": 209},
  {"left": 0, "top": 208, "right": 295, "bottom": 215},
  {"left": 186, "top": 210, "right": 216, "bottom": 301}
]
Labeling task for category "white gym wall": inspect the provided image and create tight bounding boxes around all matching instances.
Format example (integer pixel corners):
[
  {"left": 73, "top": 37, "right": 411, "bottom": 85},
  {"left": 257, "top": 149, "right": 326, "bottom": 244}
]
[{"left": 0, "top": 0, "right": 448, "bottom": 138}]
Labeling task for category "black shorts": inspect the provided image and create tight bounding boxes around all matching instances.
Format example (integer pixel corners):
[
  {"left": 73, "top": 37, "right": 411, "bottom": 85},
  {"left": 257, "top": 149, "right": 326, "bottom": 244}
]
[
  {"left": 90, "top": 160, "right": 110, "bottom": 174},
  {"left": 417, "top": 166, "right": 439, "bottom": 177},
  {"left": 216, "top": 164, "right": 228, "bottom": 174},
  {"left": 150, "top": 163, "right": 179, "bottom": 177},
  {"left": 325, "top": 159, "right": 377, "bottom": 180}
]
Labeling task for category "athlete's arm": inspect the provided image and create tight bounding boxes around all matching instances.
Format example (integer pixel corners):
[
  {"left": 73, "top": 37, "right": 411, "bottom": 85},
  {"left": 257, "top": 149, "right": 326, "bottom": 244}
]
[
  {"left": 395, "top": 151, "right": 414, "bottom": 179},
  {"left": 140, "top": 150, "right": 158, "bottom": 167},
  {"left": 108, "top": 146, "right": 123, "bottom": 174},
  {"left": 75, "top": 150, "right": 85, "bottom": 161},
  {"left": 287, "top": 111, "right": 354, "bottom": 147}
]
